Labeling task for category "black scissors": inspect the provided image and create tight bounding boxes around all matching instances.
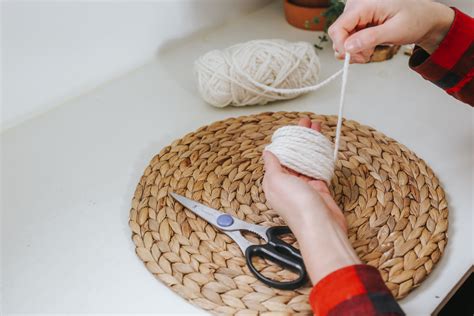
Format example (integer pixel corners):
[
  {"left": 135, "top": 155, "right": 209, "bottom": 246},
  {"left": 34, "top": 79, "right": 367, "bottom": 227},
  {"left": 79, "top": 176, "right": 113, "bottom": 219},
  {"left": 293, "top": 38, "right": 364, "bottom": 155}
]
[{"left": 171, "top": 192, "right": 307, "bottom": 290}]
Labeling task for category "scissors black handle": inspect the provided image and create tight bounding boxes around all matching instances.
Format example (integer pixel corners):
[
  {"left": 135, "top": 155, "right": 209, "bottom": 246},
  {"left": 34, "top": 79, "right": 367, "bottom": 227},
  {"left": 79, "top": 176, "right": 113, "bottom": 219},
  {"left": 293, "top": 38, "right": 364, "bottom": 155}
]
[{"left": 245, "top": 226, "right": 307, "bottom": 290}]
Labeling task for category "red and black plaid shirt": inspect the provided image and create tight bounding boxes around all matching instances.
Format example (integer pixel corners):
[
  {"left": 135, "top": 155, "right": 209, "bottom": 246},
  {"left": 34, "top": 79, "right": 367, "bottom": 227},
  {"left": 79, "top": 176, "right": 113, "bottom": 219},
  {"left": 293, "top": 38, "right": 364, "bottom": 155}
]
[
  {"left": 309, "top": 8, "right": 473, "bottom": 316},
  {"left": 409, "top": 8, "right": 474, "bottom": 106},
  {"left": 310, "top": 265, "right": 404, "bottom": 316}
]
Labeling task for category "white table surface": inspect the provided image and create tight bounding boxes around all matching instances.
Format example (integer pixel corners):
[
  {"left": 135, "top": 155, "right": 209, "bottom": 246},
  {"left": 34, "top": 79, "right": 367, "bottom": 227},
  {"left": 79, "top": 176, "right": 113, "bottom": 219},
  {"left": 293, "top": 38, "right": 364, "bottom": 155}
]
[{"left": 2, "top": 2, "right": 473, "bottom": 315}]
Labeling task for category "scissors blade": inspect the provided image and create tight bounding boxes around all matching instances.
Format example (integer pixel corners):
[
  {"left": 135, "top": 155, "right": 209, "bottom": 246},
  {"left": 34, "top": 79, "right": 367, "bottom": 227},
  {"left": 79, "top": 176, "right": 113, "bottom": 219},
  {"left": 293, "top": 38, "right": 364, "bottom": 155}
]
[
  {"left": 171, "top": 192, "right": 269, "bottom": 242},
  {"left": 171, "top": 192, "right": 254, "bottom": 252},
  {"left": 170, "top": 192, "right": 223, "bottom": 227}
]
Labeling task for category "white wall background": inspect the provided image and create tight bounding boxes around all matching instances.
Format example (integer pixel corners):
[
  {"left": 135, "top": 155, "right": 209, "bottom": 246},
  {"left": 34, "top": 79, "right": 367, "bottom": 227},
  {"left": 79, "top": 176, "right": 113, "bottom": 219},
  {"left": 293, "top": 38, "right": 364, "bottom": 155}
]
[
  {"left": 1, "top": 0, "right": 471, "bottom": 131},
  {"left": 1, "top": 0, "right": 272, "bottom": 131}
]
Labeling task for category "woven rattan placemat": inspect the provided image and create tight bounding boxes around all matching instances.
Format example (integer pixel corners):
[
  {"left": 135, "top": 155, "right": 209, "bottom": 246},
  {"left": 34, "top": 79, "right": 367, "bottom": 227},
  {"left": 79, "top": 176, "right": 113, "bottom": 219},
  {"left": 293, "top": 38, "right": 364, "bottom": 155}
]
[{"left": 129, "top": 112, "right": 448, "bottom": 315}]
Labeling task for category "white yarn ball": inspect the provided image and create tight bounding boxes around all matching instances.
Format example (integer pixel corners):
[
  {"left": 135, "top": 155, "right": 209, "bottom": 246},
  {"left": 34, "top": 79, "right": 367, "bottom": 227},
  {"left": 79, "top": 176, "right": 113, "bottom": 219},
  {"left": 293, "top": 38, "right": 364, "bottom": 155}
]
[
  {"left": 265, "top": 125, "right": 335, "bottom": 184},
  {"left": 194, "top": 39, "right": 321, "bottom": 107}
]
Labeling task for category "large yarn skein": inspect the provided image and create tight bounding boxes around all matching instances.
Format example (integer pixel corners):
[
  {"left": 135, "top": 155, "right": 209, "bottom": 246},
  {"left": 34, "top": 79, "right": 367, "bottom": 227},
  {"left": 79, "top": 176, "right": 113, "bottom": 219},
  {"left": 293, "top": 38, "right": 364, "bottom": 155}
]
[{"left": 194, "top": 39, "right": 321, "bottom": 107}]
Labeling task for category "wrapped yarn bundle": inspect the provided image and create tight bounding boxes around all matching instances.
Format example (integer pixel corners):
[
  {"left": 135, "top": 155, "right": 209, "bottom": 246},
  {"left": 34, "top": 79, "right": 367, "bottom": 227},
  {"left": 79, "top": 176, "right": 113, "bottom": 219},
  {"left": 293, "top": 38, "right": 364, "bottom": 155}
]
[{"left": 194, "top": 39, "right": 321, "bottom": 107}]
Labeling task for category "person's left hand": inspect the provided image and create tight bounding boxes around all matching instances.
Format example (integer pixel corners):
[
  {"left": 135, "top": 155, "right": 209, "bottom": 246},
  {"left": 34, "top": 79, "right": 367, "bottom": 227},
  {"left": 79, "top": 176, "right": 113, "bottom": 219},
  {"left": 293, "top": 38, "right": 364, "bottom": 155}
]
[
  {"left": 262, "top": 118, "right": 347, "bottom": 234},
  {"left": 262, "top": 117, "right": 359, "bottom": 284}
]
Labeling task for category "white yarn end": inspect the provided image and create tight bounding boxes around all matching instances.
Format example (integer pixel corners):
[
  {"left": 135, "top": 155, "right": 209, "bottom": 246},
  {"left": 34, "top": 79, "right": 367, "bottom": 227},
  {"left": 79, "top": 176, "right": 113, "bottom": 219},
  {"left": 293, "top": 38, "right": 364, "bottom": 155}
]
[{"left": 265, "top": 125, "right": 335, "bottom": 184}]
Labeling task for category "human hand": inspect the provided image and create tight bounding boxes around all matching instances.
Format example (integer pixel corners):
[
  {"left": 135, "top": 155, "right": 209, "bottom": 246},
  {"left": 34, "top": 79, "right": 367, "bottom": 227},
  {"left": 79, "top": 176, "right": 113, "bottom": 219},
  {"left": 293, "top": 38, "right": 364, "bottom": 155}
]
[
  {"left": 262, "top": 118, "right": 359, "bottom": 284},
  {"left": 328, "top": 0, "right": 455, "bottom": 63},
  {"left": 263, "top": 117, "right": 346, "bottom": 233}
]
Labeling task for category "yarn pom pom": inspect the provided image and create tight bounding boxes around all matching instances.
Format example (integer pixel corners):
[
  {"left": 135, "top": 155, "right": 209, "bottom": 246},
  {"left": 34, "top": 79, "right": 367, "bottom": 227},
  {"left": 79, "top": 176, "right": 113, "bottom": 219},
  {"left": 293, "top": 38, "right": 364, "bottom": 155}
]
[
  {"left": 194, "top": 39, "right": 321, "bottom": 107},
  {"left": 265, "top": 125, "right": 335, "bottom": 184}
]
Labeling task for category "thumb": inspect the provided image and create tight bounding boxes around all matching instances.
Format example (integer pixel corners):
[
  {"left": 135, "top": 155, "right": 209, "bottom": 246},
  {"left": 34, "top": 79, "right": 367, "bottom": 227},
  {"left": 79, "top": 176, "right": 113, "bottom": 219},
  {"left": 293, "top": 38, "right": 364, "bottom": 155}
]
[
  {"left": 328, "top": 10, "right": 361, "bottom": 57},
  {"left": 308, "top": 180, "right": 330, "bottom": 194},
  {"left": 344, "top": 23, "right": 394, "bottom": 54},
  {"left": 262, "top": 151, "right": 282, "bottom": 174}
]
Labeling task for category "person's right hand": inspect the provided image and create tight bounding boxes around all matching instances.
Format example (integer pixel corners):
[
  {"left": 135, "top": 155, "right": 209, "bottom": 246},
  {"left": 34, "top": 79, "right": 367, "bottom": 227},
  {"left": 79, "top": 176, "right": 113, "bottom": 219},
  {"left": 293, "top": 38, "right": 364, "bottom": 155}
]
[{"left": 328, "top": 0, "right": 455, "bottom": 63}]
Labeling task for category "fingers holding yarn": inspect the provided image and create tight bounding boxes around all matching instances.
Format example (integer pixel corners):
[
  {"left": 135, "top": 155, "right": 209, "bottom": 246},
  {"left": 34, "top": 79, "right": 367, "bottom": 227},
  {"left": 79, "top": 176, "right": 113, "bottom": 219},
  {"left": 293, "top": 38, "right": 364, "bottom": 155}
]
[
  {"left": 311, "top": 121, "right": 321, "bottom": 132},
  {"left": 298, "top": 117, "right": 322, "bottom": 133},
  {"left": 298, "top": 117, "right": 312, "bottom": 128}
]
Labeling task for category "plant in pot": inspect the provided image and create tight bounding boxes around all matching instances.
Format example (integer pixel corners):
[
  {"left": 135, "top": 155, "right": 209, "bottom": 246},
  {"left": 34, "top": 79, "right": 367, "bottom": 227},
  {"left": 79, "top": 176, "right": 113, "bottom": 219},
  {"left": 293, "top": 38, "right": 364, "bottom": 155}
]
[
  {"left": 284, "top": 0, "right": 331, "bottom": 31},
  {"left": 313, "top": 0, "right": 345, "bottom": 49}
]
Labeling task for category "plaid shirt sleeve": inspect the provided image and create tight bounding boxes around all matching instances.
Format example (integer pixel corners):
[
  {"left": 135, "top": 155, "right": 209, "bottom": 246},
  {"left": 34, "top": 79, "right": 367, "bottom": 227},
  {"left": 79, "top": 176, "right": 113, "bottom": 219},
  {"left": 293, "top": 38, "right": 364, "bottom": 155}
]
[
  {"left": 309, "top": 264, "right": 404, "bottom": 316},
  {"left": 409, "top": 8, "right": 474, "bottom": 106}
]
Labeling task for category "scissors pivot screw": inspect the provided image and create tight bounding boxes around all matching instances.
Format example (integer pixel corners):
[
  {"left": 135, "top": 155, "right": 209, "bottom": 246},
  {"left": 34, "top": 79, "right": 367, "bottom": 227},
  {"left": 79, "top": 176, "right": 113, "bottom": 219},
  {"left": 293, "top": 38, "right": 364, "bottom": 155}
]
[{"left": 217, "top": 214, "right": 234, "bottom": 227}]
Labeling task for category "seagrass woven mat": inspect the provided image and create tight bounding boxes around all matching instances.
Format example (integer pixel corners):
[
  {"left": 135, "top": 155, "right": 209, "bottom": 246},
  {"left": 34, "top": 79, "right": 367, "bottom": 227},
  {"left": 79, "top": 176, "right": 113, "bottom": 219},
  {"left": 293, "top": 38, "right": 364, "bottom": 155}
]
[{"left": 129, "top": 111, "right": 448, "bottom": 315}]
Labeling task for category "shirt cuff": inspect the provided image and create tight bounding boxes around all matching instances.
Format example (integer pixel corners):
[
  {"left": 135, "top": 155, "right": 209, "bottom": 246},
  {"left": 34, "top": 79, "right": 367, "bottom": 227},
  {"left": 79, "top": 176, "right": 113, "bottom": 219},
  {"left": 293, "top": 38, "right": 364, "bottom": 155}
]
[
  {"left": 409, "top": 8, "right": 473, "bottom": 86},
  {"left": 309, "top": 264, "right": 399, "bottom": 316}
]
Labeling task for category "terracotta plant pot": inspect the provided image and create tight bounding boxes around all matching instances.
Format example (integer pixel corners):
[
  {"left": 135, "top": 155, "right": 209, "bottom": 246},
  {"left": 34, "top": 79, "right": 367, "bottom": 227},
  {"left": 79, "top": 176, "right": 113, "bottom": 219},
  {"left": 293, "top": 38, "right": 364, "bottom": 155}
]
[
  {"left": 290, "top": 0, "right": 331, "bottom": 7},
  {"left": 284, "top": 0, "right": 328, "bottom": 31}
]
